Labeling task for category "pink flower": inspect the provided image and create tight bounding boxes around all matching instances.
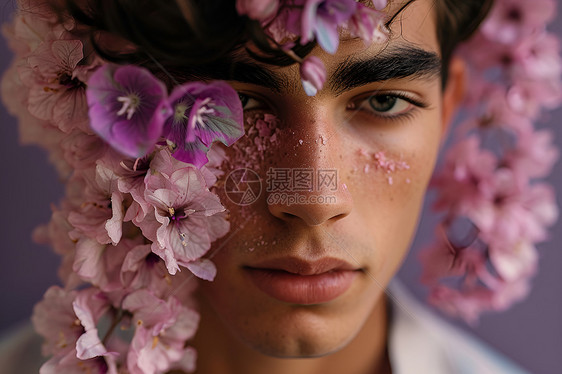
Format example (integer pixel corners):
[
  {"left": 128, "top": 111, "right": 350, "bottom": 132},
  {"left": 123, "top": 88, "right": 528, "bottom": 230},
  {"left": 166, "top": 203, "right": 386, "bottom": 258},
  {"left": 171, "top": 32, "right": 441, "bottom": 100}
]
[
  {"left": 236, "top": 0, "right": 279, "bottom": 20},
  {"left": 118, "top": 154, "right": 154, "bottom": 224},
  {"left": 32, "top": 287, "right": 118, "bottom": 373},
  {"left": 490, "top": 277, "right": 532, "bottom": 311},
  {"left": 432, "top": 136, "right": 498, "bottom": 214},
  {"left": 300, "top": 55, "right": 327, "bottom": 96},
  {"left": 345, "top": 3, "right": 388, "bottom": 45},
  {"left": 428, "top": 277, "right": 531, "bottom": 324},
  {"left": 513, "top": 32, "right": 562, "bottom": 81},
  {"left": 61, "top": 130, "right": 109, "bottom": 170},
  {"left": 73, "top": 237, "right": 141, "bottom": 292},
  {"left": 31, "top": 286, "right": 81, "bottom": 357},
  {"left": 481, "top": 0, "right": 556, "bottom": 44},
  {"left": 418, "top": 235, "right": 473, "bottom": 285},
  {"left": 7, "top": 4, "right": 66, "bottom": 55},
  {"left": 200, "top": 144, "right": 227, "bottom": 186},
  {"left": 138, "top": 165, "right": 229, "bottom": 275},
  {"left": 371, "top": 0, "right": 388, "bottom": 10},
  {"left": 68, "top": 164, "right": 124, "bottom": 245},
  {"left": 488, "top": 240, "right": 538, "bottom": 282},
  {"left": 507, "top": 79, "right": 562, "bottom": 119},
  {"left": 22, "top": 39, "right": 90, "bottom": 133},
  {"left": 301, "top": 0, "right": 357, "bottom": 54},
  {"left": 521, "top": 183, "right": 559, "bottom": 238},
  {"left": 265, "top": 5, "right": 302, "bottom": 44},
  {"left": 428, "top": 285, "right": 494, "bottom": 325},
  {"left": 120, "top": 244, "right": 171, "bottom": 294},
  {"left": 40, "top": 352, "right": 117, "bottom": 374},
  {"left": 72, "top": 289, "right": 112, "bottom": 360},
  {"left": 460, "top": 84, "right": 533, "bottom": 132},
  {"left": 123, "top": 291, "right": 199, "bottom": 374},
  {"left": 506, "top": 127, "right": 559, "bottom": 179}
]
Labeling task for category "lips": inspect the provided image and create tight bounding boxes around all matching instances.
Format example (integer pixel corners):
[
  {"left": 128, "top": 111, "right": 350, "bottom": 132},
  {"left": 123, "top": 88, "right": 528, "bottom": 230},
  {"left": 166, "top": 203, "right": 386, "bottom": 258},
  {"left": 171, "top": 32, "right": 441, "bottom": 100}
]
[{"left": 244, "top": 257, "right": 361, "bottom": 305}]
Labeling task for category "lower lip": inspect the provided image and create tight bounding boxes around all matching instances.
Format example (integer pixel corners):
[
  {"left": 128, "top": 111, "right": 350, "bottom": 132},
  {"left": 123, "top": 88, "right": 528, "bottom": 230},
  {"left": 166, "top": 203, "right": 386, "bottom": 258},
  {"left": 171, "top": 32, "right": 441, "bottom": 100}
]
[{"left": 244, "top": 268, "right": 358, "bottom": 305}]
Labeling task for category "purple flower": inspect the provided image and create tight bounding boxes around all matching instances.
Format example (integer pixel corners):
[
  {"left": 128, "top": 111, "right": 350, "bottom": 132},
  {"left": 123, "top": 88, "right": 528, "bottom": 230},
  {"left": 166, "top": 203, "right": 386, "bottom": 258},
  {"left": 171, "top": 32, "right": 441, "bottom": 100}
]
[
  {"left": 301, "top": 0, "right": 357, "bottom": 54},
  {"left": 86, "top": 64, "right": 171, "bottom": 159},
  {"left": 300, "top": 55, "right": 327, "bottom": 96},
  {"left": 163, "top": 81, "right": 244, "bottom": 167}
]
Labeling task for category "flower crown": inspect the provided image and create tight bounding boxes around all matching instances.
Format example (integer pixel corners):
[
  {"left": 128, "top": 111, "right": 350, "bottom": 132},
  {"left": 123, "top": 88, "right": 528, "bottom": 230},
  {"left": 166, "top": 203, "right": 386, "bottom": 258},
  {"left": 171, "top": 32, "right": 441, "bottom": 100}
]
[{"left": 1, "top": 0, "right": 560, "bottom": 372}]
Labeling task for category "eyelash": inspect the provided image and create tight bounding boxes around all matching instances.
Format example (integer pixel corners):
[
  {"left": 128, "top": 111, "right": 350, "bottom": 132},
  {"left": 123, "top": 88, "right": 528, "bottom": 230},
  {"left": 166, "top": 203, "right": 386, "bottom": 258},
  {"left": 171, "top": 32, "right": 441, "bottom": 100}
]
[
  {"left": 347, "top": 92, "right": 428, "bottom": 122},
  {"left": 238, "top": 93, "right": 265, "bottom": 112},
  {"left": 238, "top": 91, "right": 429, "bottom": 122}
]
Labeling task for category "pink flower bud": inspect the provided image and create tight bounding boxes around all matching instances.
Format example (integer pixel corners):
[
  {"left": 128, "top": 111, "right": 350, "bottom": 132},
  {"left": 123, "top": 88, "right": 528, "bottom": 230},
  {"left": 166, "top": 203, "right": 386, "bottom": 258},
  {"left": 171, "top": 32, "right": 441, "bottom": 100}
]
[
  {"left": 372, "top": 0, "right": 388, "bottom": 10},
  {"left": 300, "top": 56, "right": 326, "bottom": 96},
  {"left": 236, "top": 0, "right": 279, "bottom": 21}
]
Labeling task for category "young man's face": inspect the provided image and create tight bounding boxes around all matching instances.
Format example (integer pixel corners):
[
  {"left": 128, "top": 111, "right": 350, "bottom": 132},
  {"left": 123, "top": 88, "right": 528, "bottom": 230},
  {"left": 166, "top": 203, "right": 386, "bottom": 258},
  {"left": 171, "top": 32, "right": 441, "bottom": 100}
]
[{"left": 196, "top": 0, "right": 459, "bottom": 357}]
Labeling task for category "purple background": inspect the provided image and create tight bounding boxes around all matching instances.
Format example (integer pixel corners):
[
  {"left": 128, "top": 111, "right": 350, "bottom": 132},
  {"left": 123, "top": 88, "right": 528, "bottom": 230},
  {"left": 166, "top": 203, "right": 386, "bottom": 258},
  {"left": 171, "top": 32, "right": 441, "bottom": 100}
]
[{"left": 1, "top": 2, "right": 561, "bottom": 373}]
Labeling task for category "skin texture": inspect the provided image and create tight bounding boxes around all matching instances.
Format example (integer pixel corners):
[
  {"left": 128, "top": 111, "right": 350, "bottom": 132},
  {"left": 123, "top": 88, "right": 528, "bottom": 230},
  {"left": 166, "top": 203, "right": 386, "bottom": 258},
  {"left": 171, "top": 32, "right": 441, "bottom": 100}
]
[{"left": 189, "top": 0, "right": 467, "bottom": 373}]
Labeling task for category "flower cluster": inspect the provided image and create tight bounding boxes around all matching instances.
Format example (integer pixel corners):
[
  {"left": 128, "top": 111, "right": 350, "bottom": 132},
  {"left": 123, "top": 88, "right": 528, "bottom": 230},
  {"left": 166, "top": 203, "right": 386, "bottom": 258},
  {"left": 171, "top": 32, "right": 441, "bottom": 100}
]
[
  {"left": 2, "top": 1, "right": 234, "bottom": 372},
  {"left": 419, "top": 0, "right": 561, "bottom": 323},
  {"left": 2, "top": 0, "right": 393, "bottom": 372}
]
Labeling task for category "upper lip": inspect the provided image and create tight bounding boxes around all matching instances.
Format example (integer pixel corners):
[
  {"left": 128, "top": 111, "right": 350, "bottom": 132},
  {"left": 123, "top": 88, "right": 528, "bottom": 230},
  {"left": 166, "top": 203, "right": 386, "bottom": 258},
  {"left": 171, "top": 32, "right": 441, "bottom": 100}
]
[{"left": 245, "top": 257, "right": 360, "bottom": 275}]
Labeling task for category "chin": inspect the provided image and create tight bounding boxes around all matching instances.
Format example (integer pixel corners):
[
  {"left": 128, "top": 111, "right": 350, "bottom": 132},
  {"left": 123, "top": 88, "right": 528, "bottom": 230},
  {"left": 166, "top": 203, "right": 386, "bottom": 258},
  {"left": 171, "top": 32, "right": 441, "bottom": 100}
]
[{"left": 238, "top": 306, "right": 363, "bottom": 358}]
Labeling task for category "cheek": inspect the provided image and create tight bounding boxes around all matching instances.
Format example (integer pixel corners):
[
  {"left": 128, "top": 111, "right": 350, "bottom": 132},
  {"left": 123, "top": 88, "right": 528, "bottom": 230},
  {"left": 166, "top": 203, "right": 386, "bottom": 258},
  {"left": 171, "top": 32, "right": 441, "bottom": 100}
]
[{"left": 345, "top": 115, "right": 443, "bottom": 274}]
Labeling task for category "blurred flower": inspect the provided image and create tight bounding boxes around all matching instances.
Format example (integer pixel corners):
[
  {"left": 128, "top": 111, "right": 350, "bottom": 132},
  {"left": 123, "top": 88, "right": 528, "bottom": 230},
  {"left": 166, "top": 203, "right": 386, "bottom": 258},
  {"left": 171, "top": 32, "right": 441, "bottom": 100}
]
[
  {"left": 345, "top": 3, "right": 388, "bottom": 45},
  {"left": 300, "top": 55, "right": 327, "bottom": 96},
  {"left": 481, "top": 0, "right": 556, "bottom": 44},
  {"left": 86, "top": 64, "right": 171, "bottom": 159},
  {"left": 301, "top": 0, "right": 357, "bottom": 54}
]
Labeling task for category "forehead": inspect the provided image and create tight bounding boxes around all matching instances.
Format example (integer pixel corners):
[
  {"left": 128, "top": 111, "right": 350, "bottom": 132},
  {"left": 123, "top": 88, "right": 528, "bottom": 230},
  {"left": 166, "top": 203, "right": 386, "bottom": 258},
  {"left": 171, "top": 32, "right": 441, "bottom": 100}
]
[
  {"left": 345, "top": 0, "right": 440, "bottom": 59},
  {"left": 177, "top": 0, "right": 441, "bottom": 90},
  {"left": 385, "top": 0, "right": 439, "bottom": 50}
]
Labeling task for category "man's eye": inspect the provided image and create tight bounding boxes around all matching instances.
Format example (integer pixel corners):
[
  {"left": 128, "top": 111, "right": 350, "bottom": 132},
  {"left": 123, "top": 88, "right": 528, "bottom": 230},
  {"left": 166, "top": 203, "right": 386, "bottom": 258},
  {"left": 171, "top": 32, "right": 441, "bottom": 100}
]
[
  {"left": 368, "top": 95, "right": 410, "bottom": 114},
  {"left": 238, "top": 93, "right": 262, "bottom": 111},
  {"left": 349, "top": 92, "right": 426, "bottom": 119}
]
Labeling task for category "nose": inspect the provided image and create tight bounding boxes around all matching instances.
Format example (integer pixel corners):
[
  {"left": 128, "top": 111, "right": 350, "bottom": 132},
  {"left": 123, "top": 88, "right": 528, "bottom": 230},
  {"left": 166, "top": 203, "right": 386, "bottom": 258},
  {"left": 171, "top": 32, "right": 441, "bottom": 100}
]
[
  {"left": 265, "top": 114, "right": 353, "bottom": 227},
  {"left": 267, "top": 178, "right": 353, "bottom": 226}
]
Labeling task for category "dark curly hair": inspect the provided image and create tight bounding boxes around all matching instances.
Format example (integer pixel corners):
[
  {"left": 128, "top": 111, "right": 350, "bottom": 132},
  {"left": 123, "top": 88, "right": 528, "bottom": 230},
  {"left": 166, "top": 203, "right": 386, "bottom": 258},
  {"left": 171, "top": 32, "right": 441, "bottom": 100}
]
[{"left": 49, "top": 0, "right": 494, "bottom": 85}]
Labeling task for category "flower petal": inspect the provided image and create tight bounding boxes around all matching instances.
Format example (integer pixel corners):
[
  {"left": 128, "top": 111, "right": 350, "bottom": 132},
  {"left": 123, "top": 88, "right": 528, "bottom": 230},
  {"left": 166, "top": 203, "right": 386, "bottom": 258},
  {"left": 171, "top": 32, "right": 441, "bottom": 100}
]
[{"left": 184, "top": 258, "right": 217, "bottom": 281}]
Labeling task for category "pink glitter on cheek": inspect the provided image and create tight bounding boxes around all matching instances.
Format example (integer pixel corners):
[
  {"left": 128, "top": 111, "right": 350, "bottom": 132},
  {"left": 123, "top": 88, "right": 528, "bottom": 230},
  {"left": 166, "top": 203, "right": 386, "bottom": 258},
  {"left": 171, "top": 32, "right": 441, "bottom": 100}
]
[
  {"left": 357, "top": 149, "right": 411, "bottom": 185},
  {"left": 223, "top": 112, "right": 282, "bottom": 171}
]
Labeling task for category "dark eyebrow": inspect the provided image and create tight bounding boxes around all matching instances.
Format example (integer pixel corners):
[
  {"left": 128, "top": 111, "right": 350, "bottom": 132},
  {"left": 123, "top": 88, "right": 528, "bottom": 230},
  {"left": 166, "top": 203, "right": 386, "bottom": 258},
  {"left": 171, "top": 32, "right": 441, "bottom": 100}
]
[
  {"left": 226, "top": 61, "right": 286, "bottom": 92},
  {"left": 329, "top": 46, "right": 442, "bottom": 95},
  {"left": 175, "top": 46, "right": 439, "bottom": 94},
  {"left": 172, "top": 60, "right": 286, "bottom": 92}
]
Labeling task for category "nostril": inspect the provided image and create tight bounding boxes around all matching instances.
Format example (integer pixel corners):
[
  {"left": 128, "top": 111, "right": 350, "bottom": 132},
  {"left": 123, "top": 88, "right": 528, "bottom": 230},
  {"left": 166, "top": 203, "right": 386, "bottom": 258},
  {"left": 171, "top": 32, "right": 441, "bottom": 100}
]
[
  {"left": 332, "top": 212, "right": 348, "bottom": 220},
  {"left": 281, "top": 212, "right": 298, "bottom": 220}
]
